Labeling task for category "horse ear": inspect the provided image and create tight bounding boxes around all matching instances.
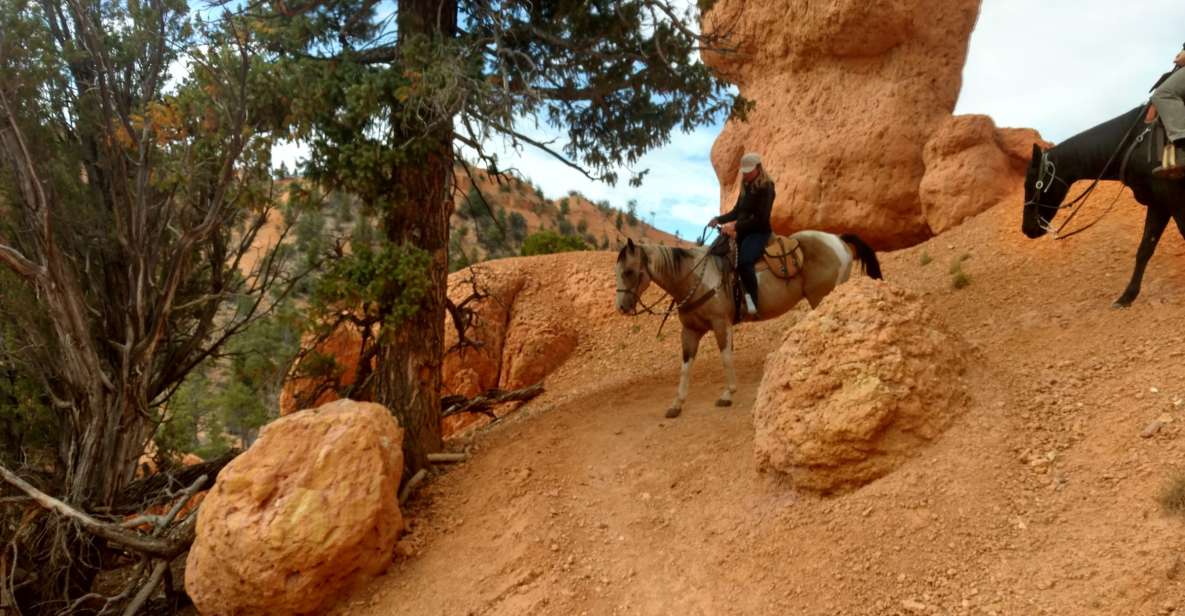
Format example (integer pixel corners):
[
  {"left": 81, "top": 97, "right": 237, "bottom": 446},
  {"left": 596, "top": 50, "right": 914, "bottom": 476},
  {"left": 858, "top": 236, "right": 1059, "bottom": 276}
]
[{"left": 627, "top": 238, "right": 635, "bottom": 250}]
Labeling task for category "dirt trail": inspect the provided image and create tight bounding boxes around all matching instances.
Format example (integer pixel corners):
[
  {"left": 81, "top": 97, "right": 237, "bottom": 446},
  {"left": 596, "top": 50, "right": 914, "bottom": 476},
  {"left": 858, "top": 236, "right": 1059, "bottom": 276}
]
[{"left": 333, "top": 184, "right": 1185, "bottom": 616}]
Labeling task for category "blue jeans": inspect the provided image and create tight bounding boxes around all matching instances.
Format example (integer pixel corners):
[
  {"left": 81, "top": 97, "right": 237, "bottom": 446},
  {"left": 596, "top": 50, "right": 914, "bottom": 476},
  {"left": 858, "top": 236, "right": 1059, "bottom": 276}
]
[{"left": 737, "top": 232, "right": 770, "bottom": 302}]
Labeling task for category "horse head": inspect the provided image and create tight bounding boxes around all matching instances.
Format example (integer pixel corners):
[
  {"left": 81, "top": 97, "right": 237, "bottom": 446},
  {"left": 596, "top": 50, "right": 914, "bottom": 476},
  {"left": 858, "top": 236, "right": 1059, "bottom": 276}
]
[
  {"left": 1022, "top": 143, "right": 1071, "bottom": 238},
  {"left": 615, "top": 238, "right": 652, "bottom": 315}
]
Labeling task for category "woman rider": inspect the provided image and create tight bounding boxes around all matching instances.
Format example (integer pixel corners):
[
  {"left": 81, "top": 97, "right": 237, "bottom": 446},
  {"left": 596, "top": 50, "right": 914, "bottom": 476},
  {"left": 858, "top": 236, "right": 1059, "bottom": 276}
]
[{"left": 709, "top": 152, "right": 775, "bottom": 316}]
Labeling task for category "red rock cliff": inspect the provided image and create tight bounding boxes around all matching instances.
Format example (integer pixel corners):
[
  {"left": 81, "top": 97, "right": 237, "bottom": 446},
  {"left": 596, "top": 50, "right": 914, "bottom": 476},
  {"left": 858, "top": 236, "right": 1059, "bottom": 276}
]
[{"left": 704, "top": 0, "right": 1028, "bottom": 248}]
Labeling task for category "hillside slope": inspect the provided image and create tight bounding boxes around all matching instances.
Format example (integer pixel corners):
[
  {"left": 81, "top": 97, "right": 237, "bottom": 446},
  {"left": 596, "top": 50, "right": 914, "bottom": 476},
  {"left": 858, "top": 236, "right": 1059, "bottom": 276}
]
[
  {"left": 333, "top": 182, "right": 1185, "bottom": 615},
  {"left": 449, "top": 168, "right": 686, "bottom": 268}
]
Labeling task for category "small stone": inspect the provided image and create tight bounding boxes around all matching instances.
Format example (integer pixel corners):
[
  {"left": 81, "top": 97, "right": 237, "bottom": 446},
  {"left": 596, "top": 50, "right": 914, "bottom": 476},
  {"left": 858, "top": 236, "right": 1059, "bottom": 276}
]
[
  {"left": 901, "top": 599, "right": 928, "bottom": 612},
  {"left": 550, "top": 543, "right": 560, "bottom": 552},
  {"left": 1141, "top": 421, "right": 1164, "bottom": 438},
  {"left": 1158, "top": 413, "right": 1174, "bottom": 424},
  {"left": 1151, "top": 386, "right": 1161, "bottom": 394}
]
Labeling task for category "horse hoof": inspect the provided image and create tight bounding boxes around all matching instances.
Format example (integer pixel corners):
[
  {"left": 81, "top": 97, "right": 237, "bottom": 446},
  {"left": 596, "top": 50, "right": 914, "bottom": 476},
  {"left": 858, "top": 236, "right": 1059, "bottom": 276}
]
[
  {"left": 715, "top": 399, "right": 733, "bottom": 408},
  {"left": 664, "top": 407, "right": 682, "bottom": 418},
  {"left": 1112, "top": 300, "right": 1132, "bottom": 309}
]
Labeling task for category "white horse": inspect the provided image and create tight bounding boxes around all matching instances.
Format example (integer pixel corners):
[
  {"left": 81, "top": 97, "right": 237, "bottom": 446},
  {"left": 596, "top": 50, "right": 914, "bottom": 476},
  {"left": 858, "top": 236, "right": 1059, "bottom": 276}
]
[{"left": 614, "top": 232, "right": 882, "bottom": 417}]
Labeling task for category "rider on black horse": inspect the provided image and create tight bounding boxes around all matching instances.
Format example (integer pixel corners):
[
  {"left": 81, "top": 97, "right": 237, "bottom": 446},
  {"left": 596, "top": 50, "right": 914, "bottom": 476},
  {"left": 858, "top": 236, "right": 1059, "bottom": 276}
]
[
  {"left": 708, "top": 152, "right": 775, "bottom": 317},
  {"left": 1151, "top": 42, "right": 1185, "bottom": 178}
]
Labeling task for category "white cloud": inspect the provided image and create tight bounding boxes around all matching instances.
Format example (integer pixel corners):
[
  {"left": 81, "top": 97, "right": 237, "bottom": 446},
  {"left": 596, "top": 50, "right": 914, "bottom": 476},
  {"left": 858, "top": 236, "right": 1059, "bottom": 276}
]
[
  {"left": 956, "top": 0, "right": 1185, "bottom": 143},
  {"left": 272, "top": 2, "right": 1185, "bottom": 240}
]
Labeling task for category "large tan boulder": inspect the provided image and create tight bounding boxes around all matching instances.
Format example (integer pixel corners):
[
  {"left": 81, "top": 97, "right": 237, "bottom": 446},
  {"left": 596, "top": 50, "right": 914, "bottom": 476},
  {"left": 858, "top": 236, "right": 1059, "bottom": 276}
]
[
  {"left": 919, "top": 115, "right": 1014, "bottom": 234},
  {"left": 186, "top": 400, "right": 404, "bottom": 616},
  {"left": 753, "top": 279, "right": 970, "bottom": 493},
  {"left": 703, "top": 0, "right": 984, "bottom": 248}
]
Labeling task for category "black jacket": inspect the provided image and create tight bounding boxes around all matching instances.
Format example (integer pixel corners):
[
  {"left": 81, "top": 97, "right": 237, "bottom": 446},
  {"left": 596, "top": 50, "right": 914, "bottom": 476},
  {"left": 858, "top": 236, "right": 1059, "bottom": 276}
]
[{"left": 716, "top": 180, "right": 775, "bottom": 237}]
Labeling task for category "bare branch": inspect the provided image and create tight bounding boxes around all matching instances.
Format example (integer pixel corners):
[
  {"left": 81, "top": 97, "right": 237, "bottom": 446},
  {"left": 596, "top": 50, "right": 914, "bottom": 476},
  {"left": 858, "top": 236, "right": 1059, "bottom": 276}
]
[
  {"left": 0, "top": 243, "right": 43, "bottom": 280},
  {"left": 0, "top": 464, "right": 191, "bottom": 559}
]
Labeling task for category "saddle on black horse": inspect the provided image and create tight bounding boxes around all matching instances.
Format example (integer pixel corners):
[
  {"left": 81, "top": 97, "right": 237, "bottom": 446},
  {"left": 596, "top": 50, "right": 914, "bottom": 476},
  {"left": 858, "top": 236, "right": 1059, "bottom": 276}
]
[
  {"left": 1145, "top": 104, "right": 1185, "bottom": 179},
  {"left": 706, "top": 233, "right": 805, "bottom": 320}
]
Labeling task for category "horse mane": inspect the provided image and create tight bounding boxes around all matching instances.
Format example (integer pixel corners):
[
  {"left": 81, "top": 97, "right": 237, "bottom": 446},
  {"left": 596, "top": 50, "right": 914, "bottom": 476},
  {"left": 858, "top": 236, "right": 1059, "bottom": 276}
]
[
  {"left": 649, "top": 245, "right": 698, "bottom": 279},
  {"left": 1053, "top": 105, "right": 1146, "bottom": 179}
]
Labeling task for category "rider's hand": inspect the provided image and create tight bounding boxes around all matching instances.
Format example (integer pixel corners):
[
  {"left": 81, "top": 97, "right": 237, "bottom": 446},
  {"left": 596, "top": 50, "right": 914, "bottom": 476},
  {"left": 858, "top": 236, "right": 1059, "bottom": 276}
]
[
  {"left": 708, "top": 217, "right": 720, "bottom": 229},
  {"left": 721, "top": 222, "right": 737, "bottom": 238},
  {"left": 1175, "top": 50, "right": 1185, "bottom": 67}
]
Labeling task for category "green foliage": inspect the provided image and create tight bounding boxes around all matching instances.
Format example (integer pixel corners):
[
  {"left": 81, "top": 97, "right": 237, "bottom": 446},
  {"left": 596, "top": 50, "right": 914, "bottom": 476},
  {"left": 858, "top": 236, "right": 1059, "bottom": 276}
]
[
  {"left": 949, "top": 253, "right": 971, "bottom": 289},
  {"left": 314, "top": 242, "right": 433, "bottom": 330},
  {"left": 920, "top": 252, "right": 933, "bottom": 266},
  {"left": 521, "top": 230, "right": 590, "bottom": 256},
  {"left": 615, "top": 210, "right": 625, "bottom": 231},
  {"left": 508, "top": 212, "right": 528, "bottom": 242},
  {"left": 577, "top": 218, "right": 589, "bottom": 234},
  {"left": 557, "top": 217, "right": 576, "bottom": 237},
  {"left": 559, "top": 198, "right": 571, "bottom": 215},
  {"left": 1161, "top": 472, "right": 1185, "bottom": 519},
  {"left": 626, "top": 199, "right": 640, "bottom": 226},
  {"left": 155, "top": 302, "right": 302, "bottom": 458}
]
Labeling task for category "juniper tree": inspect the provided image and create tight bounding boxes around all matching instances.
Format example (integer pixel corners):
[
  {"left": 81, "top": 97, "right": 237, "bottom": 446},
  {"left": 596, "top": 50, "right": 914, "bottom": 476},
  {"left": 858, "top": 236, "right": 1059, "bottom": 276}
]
[
  {"left": 0, "top": 0, "right": 296, "bottom": 606},
  {"left": 255, "top": 0, "right": 744, "bottom": 473}
]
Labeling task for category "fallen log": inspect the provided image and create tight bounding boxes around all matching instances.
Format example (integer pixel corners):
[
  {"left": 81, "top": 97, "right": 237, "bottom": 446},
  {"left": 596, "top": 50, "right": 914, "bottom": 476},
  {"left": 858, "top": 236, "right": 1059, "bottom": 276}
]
[{"left": 440, "top": 384, "right": 544, "bottom": 419}]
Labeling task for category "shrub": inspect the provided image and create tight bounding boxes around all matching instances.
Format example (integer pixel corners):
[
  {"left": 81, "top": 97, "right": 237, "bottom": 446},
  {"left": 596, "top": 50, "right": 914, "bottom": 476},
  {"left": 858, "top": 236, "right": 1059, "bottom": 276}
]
[{"left": 521, "top": 230, "right": 590, "bottom": 256}]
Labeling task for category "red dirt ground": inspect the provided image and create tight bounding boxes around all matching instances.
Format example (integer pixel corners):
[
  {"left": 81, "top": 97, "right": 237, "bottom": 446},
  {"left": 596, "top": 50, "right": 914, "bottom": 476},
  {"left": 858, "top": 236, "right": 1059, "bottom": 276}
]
[{"left": 333, "top": 182, "right": 1185, "bottom": 616}]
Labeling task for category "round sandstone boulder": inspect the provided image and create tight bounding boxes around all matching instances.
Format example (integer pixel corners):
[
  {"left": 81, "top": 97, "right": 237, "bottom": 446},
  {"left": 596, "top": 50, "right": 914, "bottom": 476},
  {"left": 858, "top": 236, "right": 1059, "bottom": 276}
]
[
  {"left": 186, "top": 399, "right": 404, "bottom": 616},
  {"left": 753, "top": 279, "right": 971, "bottom": 493}
]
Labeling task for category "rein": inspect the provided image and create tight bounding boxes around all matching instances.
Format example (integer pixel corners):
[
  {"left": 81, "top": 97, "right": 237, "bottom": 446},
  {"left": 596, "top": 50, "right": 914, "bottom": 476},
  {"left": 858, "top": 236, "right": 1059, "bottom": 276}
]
[
  {"left": 1028, "top": 104, "right": 1150, "bottom": 240},
  {"left": 617, "top": 228, "right": 719, "bottom": 337}
]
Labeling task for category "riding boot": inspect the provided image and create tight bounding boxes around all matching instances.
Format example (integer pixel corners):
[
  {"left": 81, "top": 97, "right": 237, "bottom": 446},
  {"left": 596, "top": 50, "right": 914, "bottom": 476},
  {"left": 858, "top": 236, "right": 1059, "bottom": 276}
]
[{"left": 1152, "top": 139, "right": 1185, "bottom": 179}]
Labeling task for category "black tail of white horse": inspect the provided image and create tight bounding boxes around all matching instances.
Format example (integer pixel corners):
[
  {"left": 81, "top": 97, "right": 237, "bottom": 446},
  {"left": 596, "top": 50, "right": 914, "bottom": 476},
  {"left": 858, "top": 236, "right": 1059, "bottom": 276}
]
[{"left": 840, "top": 234, "right": 883, "bottom": 280}]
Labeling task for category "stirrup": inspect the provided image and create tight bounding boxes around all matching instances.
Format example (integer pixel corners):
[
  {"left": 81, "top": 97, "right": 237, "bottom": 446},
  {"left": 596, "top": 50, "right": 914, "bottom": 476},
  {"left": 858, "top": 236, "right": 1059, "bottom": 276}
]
[
  {"left": 1153, "top": 144, "right": 1185, "bottom": 179},
  {"left": 744, "top": 294, "right": 758, "bottom": 316}
]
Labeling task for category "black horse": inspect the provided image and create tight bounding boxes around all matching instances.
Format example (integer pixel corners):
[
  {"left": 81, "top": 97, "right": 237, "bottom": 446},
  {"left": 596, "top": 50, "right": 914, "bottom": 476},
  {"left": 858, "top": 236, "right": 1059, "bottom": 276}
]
[{"left": 1022, "top": 105, "right": 1185, "bottom": 307}]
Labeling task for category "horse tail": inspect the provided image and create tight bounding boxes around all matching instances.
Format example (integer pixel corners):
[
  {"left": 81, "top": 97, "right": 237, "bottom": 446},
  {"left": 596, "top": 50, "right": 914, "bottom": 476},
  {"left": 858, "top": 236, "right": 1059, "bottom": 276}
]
[{"left": 839, "top": 233, "right": 883, "bottom": 280}]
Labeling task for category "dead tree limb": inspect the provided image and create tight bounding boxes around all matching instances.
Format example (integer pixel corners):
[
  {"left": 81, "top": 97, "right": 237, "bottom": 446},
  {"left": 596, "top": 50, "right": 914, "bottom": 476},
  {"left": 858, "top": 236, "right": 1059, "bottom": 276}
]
[
  {"left": 441, "top": 384, "right": 544, "bottom": 419},
  {"left": 120, "top": 475, "right": 207, "bottom": 533},
  {"left": 427, "top": 453, "right": 468, "bottom": 464},
  {"left": 119, "top": 558, "right": 169, "bottom": 616},
  {"left": 398, "top": 469, "right": 428, "bottom": 505},
  {"left": 0, "top": 464, "right": 191, "bottom": 559},
  {"left": 112, "top": 451, "right": 236, "bottom": 515},
  {"left": 445, "top": 266, "right": 492, "bottom": 355}
]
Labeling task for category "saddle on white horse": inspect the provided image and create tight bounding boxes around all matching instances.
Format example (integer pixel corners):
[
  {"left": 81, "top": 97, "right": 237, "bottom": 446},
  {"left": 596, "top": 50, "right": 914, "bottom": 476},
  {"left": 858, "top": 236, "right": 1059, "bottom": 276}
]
[{"left": 755, "top": 235, "right": 805, "bottom": 280}]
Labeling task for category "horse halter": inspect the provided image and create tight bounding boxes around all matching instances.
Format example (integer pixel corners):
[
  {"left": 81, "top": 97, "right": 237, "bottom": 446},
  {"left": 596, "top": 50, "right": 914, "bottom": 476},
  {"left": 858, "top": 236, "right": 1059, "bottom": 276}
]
[
  {"left": 1025, "top": 151, "right": 1071, "bottom": 209},
  {"left": 616, "top": 251, "right": 659, "bottom": 316}
]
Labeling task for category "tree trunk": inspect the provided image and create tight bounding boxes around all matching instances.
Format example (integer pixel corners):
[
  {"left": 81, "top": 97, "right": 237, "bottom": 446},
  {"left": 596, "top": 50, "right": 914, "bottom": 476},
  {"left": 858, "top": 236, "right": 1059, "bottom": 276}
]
[
  {"left": 376, "top": 0, "right": 459, "bottom": 476},
  {"left": 63, "top": 390, "right": 153, "bottom": 507}
]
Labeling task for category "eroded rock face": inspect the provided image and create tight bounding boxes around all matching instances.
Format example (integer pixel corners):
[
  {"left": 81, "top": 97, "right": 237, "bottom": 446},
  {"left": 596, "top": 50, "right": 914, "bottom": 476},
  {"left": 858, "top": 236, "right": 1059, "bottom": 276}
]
[
  {"left": 280, "top": 256, "right": 587, "bottom": 438},
  {"left": 186, "top": 400, "right": 404, "bottom": 616},
  {"left": 278, "top": 321, "right": 367, "bottom": 416},
  {"left": 753, "top": 279, "right": 971, "bottom": 493},
  {"left": 919, "top": 115, "right": 1013, "bottom": 234},
  {"left": 703, "top": 0, "right": 985, "bottom": 248}
]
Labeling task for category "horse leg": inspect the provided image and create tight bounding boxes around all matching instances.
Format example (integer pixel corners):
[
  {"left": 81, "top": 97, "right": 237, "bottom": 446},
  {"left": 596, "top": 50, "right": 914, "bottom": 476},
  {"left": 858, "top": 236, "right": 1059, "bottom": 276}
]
[
  {"left": 1173, "top": 208, "right": 1185, "bottom": 241},
  {"left": 1114, "top": 205, "right": 1171, "bottom": 308},
  {"left": 666, "top": 327, "right": 703, "bottom": 418},
  {"left": 712, "top": 324, "right": 737, "bottom": 408}
]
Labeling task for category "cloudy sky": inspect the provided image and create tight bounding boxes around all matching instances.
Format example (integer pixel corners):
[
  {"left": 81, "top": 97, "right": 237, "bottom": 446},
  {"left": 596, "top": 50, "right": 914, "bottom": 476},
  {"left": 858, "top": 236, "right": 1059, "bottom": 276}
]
[{"left": 273, "top": 2, "right": 1185, "bottom": 241}]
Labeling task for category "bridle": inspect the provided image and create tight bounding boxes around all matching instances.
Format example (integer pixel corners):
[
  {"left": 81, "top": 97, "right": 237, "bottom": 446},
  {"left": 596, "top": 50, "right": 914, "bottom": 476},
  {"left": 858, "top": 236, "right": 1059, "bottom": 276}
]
[
  {"left": 616, "top": 251, "right": 666, "bottom": 316},
  {"left": 1025, "top": 104, "right": 1150, "bottom": 240},
  {"left": 616, "top": 232, "right": 717, "bottom": 324}
]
